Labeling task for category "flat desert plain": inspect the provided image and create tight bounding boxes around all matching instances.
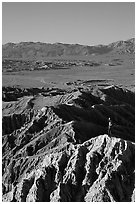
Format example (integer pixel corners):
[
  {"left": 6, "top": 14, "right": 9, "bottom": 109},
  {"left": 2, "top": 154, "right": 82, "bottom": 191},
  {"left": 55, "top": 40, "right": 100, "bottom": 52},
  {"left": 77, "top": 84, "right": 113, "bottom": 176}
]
[{"left": 2, "top": 62, "right": 135, "bottom": 90}]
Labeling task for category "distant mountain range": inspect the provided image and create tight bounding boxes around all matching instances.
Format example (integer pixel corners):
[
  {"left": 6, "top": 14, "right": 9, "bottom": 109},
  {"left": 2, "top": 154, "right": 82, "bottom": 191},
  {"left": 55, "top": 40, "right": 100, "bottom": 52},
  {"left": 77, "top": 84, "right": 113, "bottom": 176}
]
[{"left": 2, "top": 38, "right": 135, "bottom": 60}]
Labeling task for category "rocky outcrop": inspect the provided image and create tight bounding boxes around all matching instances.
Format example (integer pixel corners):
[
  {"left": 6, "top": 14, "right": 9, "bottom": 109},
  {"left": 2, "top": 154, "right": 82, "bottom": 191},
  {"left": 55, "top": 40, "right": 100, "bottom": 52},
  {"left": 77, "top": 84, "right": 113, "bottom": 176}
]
[
  {"left": 2, "top": 135, "right": 135, "bottom": 202},
  {"left": 2, "top": 84, "right": 135, "bottom": 202}
]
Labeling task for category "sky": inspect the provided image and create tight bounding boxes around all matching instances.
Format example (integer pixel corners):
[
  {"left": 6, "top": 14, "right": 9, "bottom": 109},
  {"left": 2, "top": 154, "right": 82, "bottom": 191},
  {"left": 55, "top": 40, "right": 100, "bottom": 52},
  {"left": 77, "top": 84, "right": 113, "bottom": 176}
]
[{"left": 2, "top": 2, "right": 135, "bottom": 45}]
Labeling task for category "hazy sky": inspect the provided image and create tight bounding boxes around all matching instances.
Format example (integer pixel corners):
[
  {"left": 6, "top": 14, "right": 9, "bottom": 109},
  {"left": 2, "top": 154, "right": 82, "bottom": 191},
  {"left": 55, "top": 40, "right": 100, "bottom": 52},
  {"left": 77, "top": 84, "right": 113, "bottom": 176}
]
[{"left": 2, "top": 2, "right": 135, "bottom": 45}]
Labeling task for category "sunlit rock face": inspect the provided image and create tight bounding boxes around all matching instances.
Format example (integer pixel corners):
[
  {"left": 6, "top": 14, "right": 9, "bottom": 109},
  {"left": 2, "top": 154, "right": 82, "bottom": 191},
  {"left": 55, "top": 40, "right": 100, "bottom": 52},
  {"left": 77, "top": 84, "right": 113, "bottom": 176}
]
[{"left": 2, "top": 84, "right": 135, "bottom": 202}]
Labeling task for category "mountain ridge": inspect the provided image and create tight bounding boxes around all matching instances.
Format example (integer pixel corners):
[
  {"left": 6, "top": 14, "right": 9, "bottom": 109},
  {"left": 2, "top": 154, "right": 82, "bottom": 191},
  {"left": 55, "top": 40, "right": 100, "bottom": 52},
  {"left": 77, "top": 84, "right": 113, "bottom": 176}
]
[
  {"left": 2, "top": 38, "right": 135, "bottom": 60},
  {"left": 2, "top": 37, "right": 135, "bottom": 47}
]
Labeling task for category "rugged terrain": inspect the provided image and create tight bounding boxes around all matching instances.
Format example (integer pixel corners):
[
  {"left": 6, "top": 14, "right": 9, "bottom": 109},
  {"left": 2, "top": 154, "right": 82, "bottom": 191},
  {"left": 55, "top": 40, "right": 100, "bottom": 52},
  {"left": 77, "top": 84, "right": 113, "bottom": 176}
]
[
  {"left": 2, "top": 38, "right": 135, "bottom": 202},
  {"left": 2, "top": 82, "right": 135, "bottom": 202}
]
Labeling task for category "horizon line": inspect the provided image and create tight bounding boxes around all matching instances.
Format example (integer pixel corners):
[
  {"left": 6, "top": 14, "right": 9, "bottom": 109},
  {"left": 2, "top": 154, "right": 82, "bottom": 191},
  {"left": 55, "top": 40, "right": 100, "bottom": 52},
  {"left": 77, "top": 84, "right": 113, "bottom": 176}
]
[{"left": 2, "top": 37, "right": 135, "bottom": 47}]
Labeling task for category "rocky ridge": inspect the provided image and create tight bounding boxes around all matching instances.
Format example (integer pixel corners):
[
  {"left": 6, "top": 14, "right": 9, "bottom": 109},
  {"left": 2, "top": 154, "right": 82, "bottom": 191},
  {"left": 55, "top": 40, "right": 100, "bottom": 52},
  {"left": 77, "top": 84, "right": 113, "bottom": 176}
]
[{"left": 2, "top": 83, "right": 135, "bottom": 202}]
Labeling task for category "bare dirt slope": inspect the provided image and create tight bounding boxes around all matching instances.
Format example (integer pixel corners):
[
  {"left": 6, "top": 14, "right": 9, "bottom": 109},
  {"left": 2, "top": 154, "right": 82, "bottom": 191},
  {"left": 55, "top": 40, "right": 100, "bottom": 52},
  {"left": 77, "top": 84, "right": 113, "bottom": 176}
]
[{"left": 2, "top": 82, "right": 135, "bottom": 202}]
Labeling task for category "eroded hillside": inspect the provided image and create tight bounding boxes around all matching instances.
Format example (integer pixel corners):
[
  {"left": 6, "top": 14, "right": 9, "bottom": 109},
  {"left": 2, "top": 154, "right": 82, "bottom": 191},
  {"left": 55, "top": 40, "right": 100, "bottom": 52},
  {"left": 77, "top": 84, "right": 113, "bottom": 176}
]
[{"left": 2, "top": 82, "right": 135, "bottom": 202}]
